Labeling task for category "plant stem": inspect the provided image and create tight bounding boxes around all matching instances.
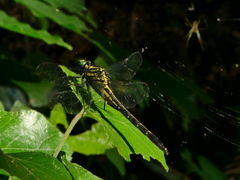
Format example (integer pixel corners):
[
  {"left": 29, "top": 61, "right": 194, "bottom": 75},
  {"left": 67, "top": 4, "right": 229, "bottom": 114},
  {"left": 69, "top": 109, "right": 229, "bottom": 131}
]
[{"left": 53, "top": 108, "right": 85, "bottom": 158}]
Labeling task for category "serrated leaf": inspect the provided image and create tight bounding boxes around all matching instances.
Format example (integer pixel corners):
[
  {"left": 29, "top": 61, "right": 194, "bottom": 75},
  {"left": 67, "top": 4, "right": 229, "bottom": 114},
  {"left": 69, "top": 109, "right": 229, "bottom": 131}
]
[
  {"left": 87, "top": 101, "right": 168, "bottom": 170},
  {"left": 67, "top": 123, "right": 112, "bottom": 155},
  {"left": 0, "top": 150, "right": 72, "bottom": 180},
  {"left": 0, "top": 110, "right": 72, "bottom": 156},
  {"left": 0, "top": 10, "right": 72, "bottom": 50}
]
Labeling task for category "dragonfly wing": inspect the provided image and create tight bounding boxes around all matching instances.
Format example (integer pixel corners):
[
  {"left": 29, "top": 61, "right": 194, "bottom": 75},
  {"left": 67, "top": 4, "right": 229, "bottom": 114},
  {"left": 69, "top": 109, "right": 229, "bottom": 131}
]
[
  {"left": 107, "top": 52, "right": 143, "bottom": 81},
  {"left": 110, "top": 80, "right": 149, "bottom": 109},
  {"left": 49, "top": 90, "right": 82, "bottom": 114},
  {"left": 36, "top": 62, "right": 70, "bottom": 86}
]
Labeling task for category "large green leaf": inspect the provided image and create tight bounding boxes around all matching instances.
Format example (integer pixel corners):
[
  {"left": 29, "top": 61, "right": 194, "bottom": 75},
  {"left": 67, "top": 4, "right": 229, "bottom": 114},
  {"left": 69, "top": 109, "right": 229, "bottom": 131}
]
[
  {"left": 0, "top": 110, "right": 71, "bottom": 155},
  {"left": 0, "top": 10, "right": 72, "bottom": 50},
  {"left": 0, "top": 150, "right": 72, "bottom": 180},
  {"left": 0, "top": 150, "right": 102, "bottom": 180},
  {"left": 59, "top": 65, "right": 169, "bottom": 171},
  {"left": 0, "top": 109, "right": 103, "bottom": 179}
]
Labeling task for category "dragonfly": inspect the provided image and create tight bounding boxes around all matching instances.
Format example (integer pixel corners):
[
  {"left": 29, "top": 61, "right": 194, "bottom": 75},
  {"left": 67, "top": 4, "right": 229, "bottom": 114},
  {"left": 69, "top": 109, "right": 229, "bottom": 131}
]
[{"left": 36, "top": 52, "right": 169, "bottom": 155}]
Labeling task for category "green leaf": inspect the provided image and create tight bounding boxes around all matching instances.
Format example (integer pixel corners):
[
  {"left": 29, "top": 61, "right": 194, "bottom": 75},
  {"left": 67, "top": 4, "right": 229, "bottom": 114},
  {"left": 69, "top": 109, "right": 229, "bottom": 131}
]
[
  {"left": 60, "top": 153, "right": 103, "bottom": 180},
  {"left": 41, "top": 0, "right": 97, "bottom": 29},
  {"left": 0, "top": 101, "right": 5, "bottom": 111},
  {"left": 181, "top": 149, "right": 227, "bottom": 180},
  {"left": 105, "top": 148, "right": 126, "bottom": 176},
  {"left": 0, "top": 10, "right": 72, "bottom": 50},
  {"left": 42, "top": 0, "right": 86, "bottom": 12},
  {"left": 12, "top": 80, "right": 53, "bottom": 107},
  {"left": 15, "top": 0, "right": 89, "bottom": 33},
  {"left": 49, "top": 106, "right": 68, "bottom": 129},
  {"left": 0, "top": 109, "right": 72, "bottom": 156},
  {"left": 0, "top": 150, "right": 72, "bottom": 180},
  {"left": 59, "top": 65, "right": 168, "bottom": 171},
  {"left": 197, "top": 156, "right": 227, "bottom": 180},
  {"left": 10, "top": 100, "right": 30, "bottom": 112},
  {"left": 88, "top": 101, "right": 168, "bottom": 170},
  {"left": 67, "top": 123, "right": 113, "bottom": 155},
  {"left": 46, "top": 0, "right": 98, "bottom": 29}
]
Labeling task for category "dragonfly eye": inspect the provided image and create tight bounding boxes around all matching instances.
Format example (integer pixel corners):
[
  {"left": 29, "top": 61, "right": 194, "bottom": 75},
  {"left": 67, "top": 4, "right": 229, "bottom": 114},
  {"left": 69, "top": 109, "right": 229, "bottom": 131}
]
[{"left": 78, "top": 60, "right": 90, "bottom": 67}]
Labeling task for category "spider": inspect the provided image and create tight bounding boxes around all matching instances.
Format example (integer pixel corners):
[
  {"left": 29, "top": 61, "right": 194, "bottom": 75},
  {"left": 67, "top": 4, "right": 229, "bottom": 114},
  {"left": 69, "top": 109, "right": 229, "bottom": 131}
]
[{"left": 185, "top": 18, "right": 205, "bottom": 51}]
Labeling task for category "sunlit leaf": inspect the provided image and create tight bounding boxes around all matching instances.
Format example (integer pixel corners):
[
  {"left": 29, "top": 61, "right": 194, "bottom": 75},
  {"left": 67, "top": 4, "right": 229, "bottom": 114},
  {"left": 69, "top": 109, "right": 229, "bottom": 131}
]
[{"left": 0, "top": 110, "right": 71, "bottom": 156}]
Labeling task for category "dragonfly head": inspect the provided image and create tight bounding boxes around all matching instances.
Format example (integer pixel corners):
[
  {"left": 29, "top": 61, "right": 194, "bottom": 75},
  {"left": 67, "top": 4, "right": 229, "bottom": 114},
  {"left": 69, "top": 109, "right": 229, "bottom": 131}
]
[{"left": 78, "top": 60, "right": 91, "bottom": 67}]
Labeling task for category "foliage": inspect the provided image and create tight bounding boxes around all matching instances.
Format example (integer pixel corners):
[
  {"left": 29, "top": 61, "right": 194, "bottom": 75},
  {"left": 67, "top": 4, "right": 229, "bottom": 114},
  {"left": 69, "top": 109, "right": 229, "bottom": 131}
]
[
  {"left": 0, "top": 0, "right": 169, "bottom": 179},
  {"left": 0, "top": 0, "right": 236, "bottom": 179}
]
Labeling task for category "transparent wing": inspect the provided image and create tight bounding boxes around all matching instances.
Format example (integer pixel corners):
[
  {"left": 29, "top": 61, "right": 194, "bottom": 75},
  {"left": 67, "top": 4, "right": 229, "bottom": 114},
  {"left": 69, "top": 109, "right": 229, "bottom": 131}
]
[
  {"left": 107, "top": 51, "right": 143, "bottom": 80},
  {"left": 49, "top": 90, "right": 82, "bottom": 114},
  {"left": 110, "top": 80, "right": 149, "bottom": 108},
  {"left": 36, "top": 62, "right": 70, "bottom": 86},
  {"left": 36, "top": 62, "right": 82, "bottom": 86},
  {"left": 37, "top": 63, "right": 86, "bottom": 114}
]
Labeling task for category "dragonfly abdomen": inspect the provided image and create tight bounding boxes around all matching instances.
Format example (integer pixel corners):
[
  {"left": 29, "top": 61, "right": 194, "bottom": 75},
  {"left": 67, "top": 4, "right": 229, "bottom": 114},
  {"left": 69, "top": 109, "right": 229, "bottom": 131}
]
[
  {"left": 82, "top": 59, "right": 169, "bottom": 155},
  {"left": 103, "top": 87, "right": 169, "bottom": 155}
]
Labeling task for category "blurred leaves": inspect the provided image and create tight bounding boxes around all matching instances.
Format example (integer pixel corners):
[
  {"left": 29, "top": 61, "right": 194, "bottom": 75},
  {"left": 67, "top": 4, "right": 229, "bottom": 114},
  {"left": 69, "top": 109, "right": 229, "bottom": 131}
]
[
  {"left": 0, "top": 10, "right": 72, "bottom": 50},
  {"left": 1, "top": 0, "right": 238, "bottom": 179},
  {"left": 181, "top": 149, "right": 227, "bottom": 180},
  {"left": 15, "top": 0, "right": 89, "bottom": 33}
]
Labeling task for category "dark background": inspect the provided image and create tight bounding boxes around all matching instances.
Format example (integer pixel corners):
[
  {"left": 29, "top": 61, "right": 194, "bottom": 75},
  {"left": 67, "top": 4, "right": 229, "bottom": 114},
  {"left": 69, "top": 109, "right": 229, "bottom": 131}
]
[{"left": 1, "top": 0, "right": 240, "bottom": 179}]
